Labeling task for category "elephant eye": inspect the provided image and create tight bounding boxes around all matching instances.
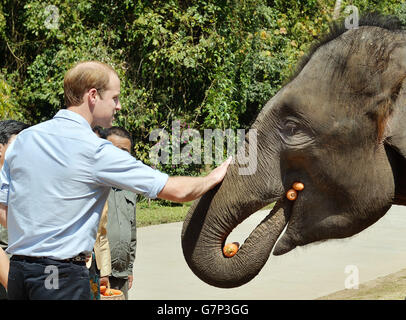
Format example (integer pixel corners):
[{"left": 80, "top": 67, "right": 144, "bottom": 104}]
[
  {"left": 279, "top": 117, "right": 313, "bottom": 147},
  {"left": 282, "top": 120, "right": 300, "bottom": 136}
]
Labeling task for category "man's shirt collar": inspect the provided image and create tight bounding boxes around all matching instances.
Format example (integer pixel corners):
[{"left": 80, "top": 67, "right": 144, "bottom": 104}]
[{"left": 53, "top": 109, "right": 92, "bottom": 130}]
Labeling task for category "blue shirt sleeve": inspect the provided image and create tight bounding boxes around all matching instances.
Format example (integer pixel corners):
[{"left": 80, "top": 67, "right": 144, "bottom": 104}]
[
  {"left": 0, "top": 157, "right": 10, "bottom": 206},
  {"left": 93, "top": 141, "right": 169, "bottom": 199}
]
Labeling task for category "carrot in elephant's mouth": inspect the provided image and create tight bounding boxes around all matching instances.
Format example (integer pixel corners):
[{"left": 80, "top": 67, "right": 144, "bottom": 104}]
[
  {"left": 286, "top": 189, "right": 298, "bottom": 201},
  {"left": 286, "top": 182, "right": 304, "bottom": 200},
  {"left": 292, "top": 182, "right": 304, "bottom": 191}
]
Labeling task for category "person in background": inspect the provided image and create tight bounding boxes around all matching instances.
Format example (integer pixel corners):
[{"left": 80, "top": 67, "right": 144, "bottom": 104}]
[
  {"left": 104, "top": 126, "right": 136, "bottom": 300},
  {"left": 92, "top": 126, "right": 106, "bottom": 139},
  {"left": 87, "top": 126, "right": 111, "bottom": 300},
  {"left": 0, "top": 120, "right": 30, "bottom": 298},
  {"left": 86, "top": 200, "right": 111, "bottom": 299}
]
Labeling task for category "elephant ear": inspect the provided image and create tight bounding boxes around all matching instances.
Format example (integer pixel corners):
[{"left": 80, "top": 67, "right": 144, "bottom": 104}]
[
  {"left": 386, "top": 101, "right": 406, "bottom": 159},
  {"left": 382, "top": 45, "right": 406, "bottom": 203},
  {"left": 381, "top": 42, "right": 406, "bottom": 150},
  {"left": 384, "top": 45, "right": 406, "bottom": 156}
]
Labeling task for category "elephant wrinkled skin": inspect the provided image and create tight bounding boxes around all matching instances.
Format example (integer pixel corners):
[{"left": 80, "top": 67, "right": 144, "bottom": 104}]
[{"left": 182, "top": 14, "right": 406, "bottom": 289}]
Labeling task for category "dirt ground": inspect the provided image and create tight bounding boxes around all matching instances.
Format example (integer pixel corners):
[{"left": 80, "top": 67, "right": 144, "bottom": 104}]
[{"left": 317, "top": 268, "right": 406, "bottom": 300}]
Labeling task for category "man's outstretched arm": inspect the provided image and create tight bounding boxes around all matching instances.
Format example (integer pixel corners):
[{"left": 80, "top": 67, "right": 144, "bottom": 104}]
[{"left": 157, "top": 157, "right": 232, "bottom": 203}]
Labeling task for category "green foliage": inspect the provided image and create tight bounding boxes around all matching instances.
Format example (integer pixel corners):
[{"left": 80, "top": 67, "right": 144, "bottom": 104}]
[
  {"left": 0, "top": 4, "right": 5, "bottom": 38},
  {"left": 0, "top": 72, "right": 23, "bottom": 120},
  {"left": 0, "top": 0, "right": 404, "bottom": 180},
  {"left": 394, "top": 0, "right": 406, "bottom": 24},
  {"left": 341, "top": 0, "right": 404, "bottom": 14},
  {"left": 136, "top": 201, "right": 192, "bottom": 227}
]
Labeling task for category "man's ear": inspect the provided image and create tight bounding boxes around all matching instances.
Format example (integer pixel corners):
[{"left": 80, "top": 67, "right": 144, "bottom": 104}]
[
  {"left": 85, "top": 88, "right": 98, "bottom": 113},
  {"left": 88, "top": 88, "right": 98, "bottom": 106}
]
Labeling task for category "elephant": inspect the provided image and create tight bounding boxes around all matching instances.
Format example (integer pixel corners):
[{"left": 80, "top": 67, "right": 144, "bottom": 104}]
[{"left": 181, "top": 13, "right": 406, "bottom": 289}]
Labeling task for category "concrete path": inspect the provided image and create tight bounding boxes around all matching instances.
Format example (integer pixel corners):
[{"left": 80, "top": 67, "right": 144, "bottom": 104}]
[{"left": 129, "top": 205, "right": 406, "bottom": 300}]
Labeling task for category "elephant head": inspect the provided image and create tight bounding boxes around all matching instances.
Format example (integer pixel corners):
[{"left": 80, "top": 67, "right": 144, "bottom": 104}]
[{"left": 181, "top": 14, "right": 406, "bottom": 289}]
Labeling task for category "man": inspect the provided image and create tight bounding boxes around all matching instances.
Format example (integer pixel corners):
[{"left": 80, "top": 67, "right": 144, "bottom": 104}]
[
  {"left": 104, "top": 126, "right": 136, "bottom": 299},
  {"left": 0, "top": 120, "right": 30, "bottom": 298},
  {"left": 0, "top": 61, "right": 231, "bottom": 300}
]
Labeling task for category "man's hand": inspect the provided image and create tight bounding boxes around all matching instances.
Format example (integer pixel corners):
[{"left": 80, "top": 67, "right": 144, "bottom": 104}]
[
  {"left": 204, "top": 156, "right": 233, "bottom": 187},
  {"left": 157, "top": 156, "right": 232, "bottom": 203}
]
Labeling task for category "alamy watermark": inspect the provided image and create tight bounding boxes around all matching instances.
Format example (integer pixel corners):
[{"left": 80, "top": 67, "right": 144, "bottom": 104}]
[
  {"left": 149, "top": 120, "right": 257, "bottom": 175},
  {"left": 44, "top": 5, "right": 60, "bottom": 30},
  {"left": 44, "top": 265, "right": 59, "bottom": 290},
  {"left": 334, "top": 1, "right": 359, "bottom": 30},
  {"left": 344, "top": 5, "right": 359, "bottom": 30},
  {"left": 344, "top": 264, "right": 359, "bottom": 289}
]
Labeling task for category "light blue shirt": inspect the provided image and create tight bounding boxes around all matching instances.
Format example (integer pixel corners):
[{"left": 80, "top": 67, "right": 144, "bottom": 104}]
[{"left": 0, "top": 110, "right": 168, "bottom": 259}]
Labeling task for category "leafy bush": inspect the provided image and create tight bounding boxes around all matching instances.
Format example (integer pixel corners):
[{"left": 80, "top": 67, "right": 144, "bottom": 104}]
[{"left": 0, "top": 73, "right": 23, "bottom": 120}]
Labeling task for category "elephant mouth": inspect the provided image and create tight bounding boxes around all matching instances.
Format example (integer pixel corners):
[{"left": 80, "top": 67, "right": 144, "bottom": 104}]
[
  {"left": 268, "top": 187, "right": 327, "bottom": 256},
  {"left": 271, "top": 195, "right": 299, "bottom": 256},
  {"left": 237, "top": 188, "right": 303, "bottom": 257},
  {"left": 226, "top": 195, "right": 295, "bottom": 262},
  {"left": 253, "top": 189, "right": 301, "bottom": 257},
  {"left": 272, "top": 214, "right": 296, "bottom": 255}
]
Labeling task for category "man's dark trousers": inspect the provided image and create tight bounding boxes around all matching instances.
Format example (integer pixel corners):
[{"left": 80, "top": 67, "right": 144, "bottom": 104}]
[{"left": 8, "top": 256, "right": 91, "bottom": 300}]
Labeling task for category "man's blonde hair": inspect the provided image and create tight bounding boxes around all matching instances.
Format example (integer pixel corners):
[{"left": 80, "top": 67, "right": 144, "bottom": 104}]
[{"left": 63, "top": 61, "right": 118, "bottom": 107}]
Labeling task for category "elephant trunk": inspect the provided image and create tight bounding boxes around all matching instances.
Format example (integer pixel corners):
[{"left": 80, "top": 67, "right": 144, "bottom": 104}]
[
  {"left": 181, "top": 113, "right": 287, "bottom": 288},
  {"left": 181, "top": 168, "right": 290, "bottom": 288}
]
